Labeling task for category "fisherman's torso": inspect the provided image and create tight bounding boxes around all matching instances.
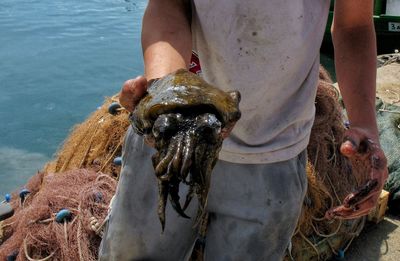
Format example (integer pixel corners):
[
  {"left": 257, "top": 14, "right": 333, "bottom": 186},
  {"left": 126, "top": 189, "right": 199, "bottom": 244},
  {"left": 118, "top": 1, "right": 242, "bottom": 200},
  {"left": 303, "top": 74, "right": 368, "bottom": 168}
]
[{"left": 191, "top": 0, "right": 330, "bottom": 163}]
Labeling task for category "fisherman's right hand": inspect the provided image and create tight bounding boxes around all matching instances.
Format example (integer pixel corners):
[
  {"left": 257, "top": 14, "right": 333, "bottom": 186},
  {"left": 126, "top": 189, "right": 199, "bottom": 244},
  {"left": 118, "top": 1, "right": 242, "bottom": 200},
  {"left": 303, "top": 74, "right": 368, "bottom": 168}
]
[{"left": 119, "top": 76, "right": 148, "bottom": 112}]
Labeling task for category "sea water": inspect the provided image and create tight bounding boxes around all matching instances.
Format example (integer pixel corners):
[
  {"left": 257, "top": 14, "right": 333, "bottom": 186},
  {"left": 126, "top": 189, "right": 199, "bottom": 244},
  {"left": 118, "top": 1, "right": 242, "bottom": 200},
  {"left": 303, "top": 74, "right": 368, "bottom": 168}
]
[{"left": 0, "top": 0, "right": 146, "bottom": 194}]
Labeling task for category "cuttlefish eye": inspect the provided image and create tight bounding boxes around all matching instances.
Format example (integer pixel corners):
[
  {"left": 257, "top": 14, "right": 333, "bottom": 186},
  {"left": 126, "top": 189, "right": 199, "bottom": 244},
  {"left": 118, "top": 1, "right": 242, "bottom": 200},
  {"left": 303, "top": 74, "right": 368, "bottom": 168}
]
[
  {"left": 152, "top": 113, "right": 183, "bottom": 139},
  {"left": 194, "top": 113, "right": 222, "bottom": 141}
]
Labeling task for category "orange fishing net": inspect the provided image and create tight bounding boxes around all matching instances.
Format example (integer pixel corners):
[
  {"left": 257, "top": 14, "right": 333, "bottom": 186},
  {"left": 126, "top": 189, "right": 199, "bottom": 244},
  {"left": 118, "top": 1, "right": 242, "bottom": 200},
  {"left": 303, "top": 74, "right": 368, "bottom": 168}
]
[
  {"left": 44, "top": 95, "right": 130, "bottom": 177},
  {"left": 0, "top": 170, "right": 116, "bottom": 261}
]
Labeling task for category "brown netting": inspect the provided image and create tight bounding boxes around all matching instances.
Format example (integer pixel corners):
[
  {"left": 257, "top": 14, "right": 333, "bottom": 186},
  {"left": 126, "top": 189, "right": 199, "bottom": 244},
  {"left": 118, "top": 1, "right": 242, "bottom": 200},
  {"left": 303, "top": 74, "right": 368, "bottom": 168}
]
[
  {"left": 0, "top": 66, "right": 363, "bottom": 260},
  {"left": 0, "top": 169, "right": 116, "bottom": 261},
  {"left": 43, "top": 95, "right": 130, "bottom": 177},
  {"left": 285, "top": 66, "right": 362, "bottom": 261}
]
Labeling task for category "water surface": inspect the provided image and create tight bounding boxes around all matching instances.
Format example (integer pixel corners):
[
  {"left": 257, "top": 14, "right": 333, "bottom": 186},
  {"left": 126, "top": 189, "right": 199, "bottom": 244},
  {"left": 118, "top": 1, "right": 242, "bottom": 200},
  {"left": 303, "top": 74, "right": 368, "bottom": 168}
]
[{"left": 0, "top": 0, "right": 146, "bottom": 194}]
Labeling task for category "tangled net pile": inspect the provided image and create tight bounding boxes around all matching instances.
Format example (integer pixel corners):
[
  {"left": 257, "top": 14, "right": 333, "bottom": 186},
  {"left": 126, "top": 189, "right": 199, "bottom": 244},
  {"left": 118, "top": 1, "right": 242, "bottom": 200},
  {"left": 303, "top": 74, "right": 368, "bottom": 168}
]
[
  {"left": 0, "top": 67, "right": 364, "bottom": 261},
  {"left": 285, "top": 67, "right": 362, "bottom": 261},
  {"left": 0, "top": 170, "right": 116, "bottom": 261},
  {"left": 44, "top": 95, "right": 130, "bottom": 177}
]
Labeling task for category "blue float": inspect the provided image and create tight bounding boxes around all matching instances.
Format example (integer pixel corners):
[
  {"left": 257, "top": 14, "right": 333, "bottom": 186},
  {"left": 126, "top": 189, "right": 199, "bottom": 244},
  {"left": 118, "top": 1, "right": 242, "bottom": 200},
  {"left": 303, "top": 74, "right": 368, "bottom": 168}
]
[
  {"left": 108, "top": 102, "right": 121, "bottom": 115},
  {"left": 334, "top": 249, "right": 345, "bottom": 260},
  {"left": 94, "top": 192, "right": 103, "bottom": 203},
  {"left": 5, "top": 194, "right": 11, "bottom": 203},
  {"left": 6, "top": 250, "right": 18, "bottom": 261},
  {"left": 55, "top": 209, "right": 72, "bottom": 223},
  {"left": 19, "top": 189, "right": 30, "bottom": 199},
  {"left": 113, "top": 156, "right": 122, "bottom": 166}
]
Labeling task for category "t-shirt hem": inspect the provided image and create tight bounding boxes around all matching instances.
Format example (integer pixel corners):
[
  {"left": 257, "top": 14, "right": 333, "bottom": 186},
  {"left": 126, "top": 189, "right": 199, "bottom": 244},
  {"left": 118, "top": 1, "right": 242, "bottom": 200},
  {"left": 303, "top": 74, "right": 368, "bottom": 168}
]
[{"left": 218, "top": 137, "right": 309, "bottom": 164}]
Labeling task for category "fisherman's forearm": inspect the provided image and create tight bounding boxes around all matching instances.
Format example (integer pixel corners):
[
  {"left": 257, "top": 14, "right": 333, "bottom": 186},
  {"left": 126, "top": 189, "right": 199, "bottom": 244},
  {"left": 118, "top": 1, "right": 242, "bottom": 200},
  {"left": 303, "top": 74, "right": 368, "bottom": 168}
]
[
  {"left": 333, "top": 24, "right": 378, "bottom": 138},
  {"left": 142, "top": 0, "right": 192, "bottom": 80},
  {"left": 332, "top": 0, "right": 378, "bottom": 138}
]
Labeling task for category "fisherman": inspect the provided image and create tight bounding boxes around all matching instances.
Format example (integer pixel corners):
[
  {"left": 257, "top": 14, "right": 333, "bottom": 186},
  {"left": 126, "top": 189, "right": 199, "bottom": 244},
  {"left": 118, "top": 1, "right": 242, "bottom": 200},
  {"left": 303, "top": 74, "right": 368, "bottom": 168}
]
[{"left": 99, "top": 0, "right": 388, "bottom": 260}]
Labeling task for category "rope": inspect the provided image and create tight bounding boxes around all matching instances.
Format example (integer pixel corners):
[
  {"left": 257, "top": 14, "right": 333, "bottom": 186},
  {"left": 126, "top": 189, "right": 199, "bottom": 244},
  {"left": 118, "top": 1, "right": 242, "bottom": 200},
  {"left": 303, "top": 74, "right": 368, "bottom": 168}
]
[
  {"left": 0, "top": 221, "right": 3, "bottom": 241},
  {"left": 379, "top": 108, "right": 400, "bottom": 114},
  {"left": 95, "top": 174, "right": 117, "bottom": 184},
  {"left": 326, "top": 130, "right": 338, "bottom": 165},
  {"left": 327, "top": 217, "right": 366, "bottom": 257},
  {"left": 111, "top": 94, "right": 120, "bottom": 102},
  {"left": 378, "top": 102, "right": 400, "bottom": 114},
  {"left": 310, "top": 219, "right": 342, "bottom": 238},
  {"left": 1, "top": 221, "right": 15, "bottom": 229},
  {"left": 99, "top": 137, "right": 124, "bottom": 172},
  {"left": 91, "top": 202, "right": 109, "bottom": 209},
  {"left": 54, "top": 195, "right": 79, "bottom": 204},
  {"left": 23, "top": 236, "right": 56, "bottom": 261},
  {"left": 385, "top": 89, "right": 400, "bottom": 104},
  {"left": 313, "top": 144, "right": 320, "bottom": 170},
  {"left": 299, "top": 230, "right": 320, "bottom": 260},
  {"left": 293, "top": 225, "right": 300, "bottom": 237},
  {"left": 64, "top": 221, "right": 68, "bottom": 244},
  {"left": 78, "top": 115, "right": 105, "bottom": 168},
  {"left": 27, "top": 232, "right": 48, "bottom": 247},
  {"left": 20, "top": 194, "right": 30, "bottom": 209},
  {"left": 89, "top": 216, "right": 108, "bottom": 236},
  {"left": 310, "top": 189, "right": 334, "bottom": 222},
  {"left": 94, "top": 175, "right": 118, "bottom": 195},
  {"left": 326, "top": 239, "right": 338, "bottom": 255},
  {"left": 77, "top": 203, "right": 84, "bottom": 261},
  {"left": 59, "top": 109, "right": 117, "bottom": 172},
  {"left": 59, "top": 114, "right": 103, "bottom": 172},
  {"left": 345, "top": 217, "right": 365, "bottom": 237},
  {"left": 325, "top": 172, "right": 342, "bottom": 205}
]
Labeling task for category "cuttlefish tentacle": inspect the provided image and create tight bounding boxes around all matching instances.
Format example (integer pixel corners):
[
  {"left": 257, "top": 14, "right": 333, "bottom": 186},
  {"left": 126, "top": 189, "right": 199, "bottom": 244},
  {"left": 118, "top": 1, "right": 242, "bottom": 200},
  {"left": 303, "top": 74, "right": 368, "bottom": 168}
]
[
  {"left": 152, "top": 113, "right": 225, "bottom": 229},
  {"left": 171, "top": 135, "right": 184, "bottom": 176},
  {"left": 169, "top": 177, "right": 190, "bottom": 218},
  {"left": 155, "top": 137, "right": 177, "bottom": 177},
  {"left": 158, "top": 180, "right": 169, "bottom": 232},
  {"left": 180, "top": 133, "right": 196, "bottom": 183},
  {"left": 182, "top": 184, "right": 194, "bottom": 211}
]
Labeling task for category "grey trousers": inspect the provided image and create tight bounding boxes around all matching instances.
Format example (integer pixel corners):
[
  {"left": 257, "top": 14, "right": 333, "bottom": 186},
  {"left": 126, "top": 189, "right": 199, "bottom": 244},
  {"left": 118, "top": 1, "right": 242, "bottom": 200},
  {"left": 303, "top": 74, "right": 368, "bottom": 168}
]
[{"left": 99, "top": 127, "right": 307, "bottom": 261}]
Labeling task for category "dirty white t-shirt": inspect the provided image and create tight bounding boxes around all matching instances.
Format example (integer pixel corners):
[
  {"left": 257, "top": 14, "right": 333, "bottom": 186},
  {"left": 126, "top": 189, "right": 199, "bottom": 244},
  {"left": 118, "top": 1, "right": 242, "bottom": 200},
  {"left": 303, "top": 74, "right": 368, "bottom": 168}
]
[{"left": 191, "top": 0, "right": 330, "bottom": 164}]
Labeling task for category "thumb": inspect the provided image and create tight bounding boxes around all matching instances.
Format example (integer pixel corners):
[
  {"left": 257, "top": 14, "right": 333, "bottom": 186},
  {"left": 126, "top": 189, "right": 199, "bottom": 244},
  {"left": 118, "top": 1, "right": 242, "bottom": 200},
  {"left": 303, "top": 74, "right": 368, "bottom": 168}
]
[
  {"left": 131, "top": 76, "right": 148, "bottom": 104},
  {"left": 340, "top": 128, "right": 368, "bottom": 157},
  {"left": 120, "top": 76, "right": 148, "bottom": 112}
]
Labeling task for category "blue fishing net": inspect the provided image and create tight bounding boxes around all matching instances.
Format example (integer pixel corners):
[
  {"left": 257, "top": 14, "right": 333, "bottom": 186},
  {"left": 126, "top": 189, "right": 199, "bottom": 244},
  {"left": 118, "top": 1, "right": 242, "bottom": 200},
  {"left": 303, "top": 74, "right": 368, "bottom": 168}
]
[{"left": 376, "top": 99, "right": 400, "bottom": 212}]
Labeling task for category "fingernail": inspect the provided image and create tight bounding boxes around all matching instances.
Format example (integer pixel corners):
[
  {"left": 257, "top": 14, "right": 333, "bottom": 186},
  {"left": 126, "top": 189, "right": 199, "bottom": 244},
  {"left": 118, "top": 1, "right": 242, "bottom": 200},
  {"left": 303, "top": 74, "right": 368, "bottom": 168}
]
[{"left": 344, "top": 139, "right": 356, "bottom": 148}]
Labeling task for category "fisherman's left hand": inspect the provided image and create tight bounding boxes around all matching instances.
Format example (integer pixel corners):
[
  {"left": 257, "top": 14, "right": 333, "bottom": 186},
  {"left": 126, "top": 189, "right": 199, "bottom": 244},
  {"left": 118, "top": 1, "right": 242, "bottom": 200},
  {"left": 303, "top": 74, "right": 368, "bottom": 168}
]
[
  {"left": 325, "top": 127, "right": 388, "bottom": 219},
  {"left": 119, "top": 75, "right": 148, "bottom": 112}
]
